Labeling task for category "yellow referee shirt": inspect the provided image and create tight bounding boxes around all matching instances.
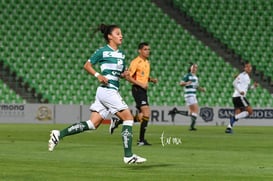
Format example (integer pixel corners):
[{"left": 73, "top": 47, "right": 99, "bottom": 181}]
[{"left": 129, "top": 56, "right": 150, "bottom": 84}]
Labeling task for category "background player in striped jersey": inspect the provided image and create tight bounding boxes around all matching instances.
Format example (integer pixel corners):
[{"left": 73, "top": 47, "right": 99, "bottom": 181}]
[
  {"left": 169, "top": 63, "right": 205, "bottom": 131},
  {"left": 225, "top": 61, "right": 258, "bottom": 133},
  {"left": 48, "top": 24, "right": 146, "bottom": 164}
]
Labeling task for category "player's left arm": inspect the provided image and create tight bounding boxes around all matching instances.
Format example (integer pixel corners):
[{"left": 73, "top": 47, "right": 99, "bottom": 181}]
[
  {"left": 180, "top": 75, "right": 191, "bottom": 87},
  {"left": 249, "top": 81, "right": 259, "bottom": 90},
  {"left": 197, "top": 86, "right": 206, "bottom": 92}
]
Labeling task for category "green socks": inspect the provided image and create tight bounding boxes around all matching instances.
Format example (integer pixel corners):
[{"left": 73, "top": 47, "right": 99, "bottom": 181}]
[
  {"left": 121, "top": 123, "right": 133, "bottom": 157},
  {"left": 190, "top": 115, "right": 197, "bottom": 129},
  {"left": 60, "top": 121, "right": 94, "bottom": 139},
  {"left": 59, "top": 119, "right": 134, "bottom": 158}
]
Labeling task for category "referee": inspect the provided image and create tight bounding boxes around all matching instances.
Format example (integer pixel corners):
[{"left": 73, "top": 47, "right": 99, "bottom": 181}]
[
  {"left": 109, "top": 42, "right": 157, "bottom": 145},
  {"left": 129, "top": 42, "right": 157, "bottom": 146}
]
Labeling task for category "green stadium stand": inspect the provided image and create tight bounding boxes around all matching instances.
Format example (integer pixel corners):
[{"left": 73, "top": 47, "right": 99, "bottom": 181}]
[
  {"left": 1, "top": 0, "right": 272, "bottom": 107},
  {"left": 0, "top": 79, "right": 25, "bottom": 104},
  {"left": 173, "top": 0, "right": 273, "bottom": 81},
  {"left": 173, "top": 0, "right": 273, "bottom": 106}
]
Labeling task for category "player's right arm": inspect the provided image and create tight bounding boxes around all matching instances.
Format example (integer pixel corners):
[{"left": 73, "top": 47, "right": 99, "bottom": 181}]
[
  {"left": 180, "top": 74, "right": 191, "bottom": 87},
  {"left": 84, "top": 49, "right": 108, "bottom": 84},
  {"left": 180, "top": 81, "right": 192, "bottom": 86},
  {"left": 233, "top": 74, "right": 244, "bottom": 95},
  {"left": 84, "top": 61, "right": 108, "bottom": 84}
]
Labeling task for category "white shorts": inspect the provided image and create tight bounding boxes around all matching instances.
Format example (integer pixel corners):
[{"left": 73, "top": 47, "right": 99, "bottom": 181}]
[
  {"left": 89, "top": 87, "right": 128, "bottom": 119},
  {"left": 185, "top": 96, "right": 198, "bottom": 106}
]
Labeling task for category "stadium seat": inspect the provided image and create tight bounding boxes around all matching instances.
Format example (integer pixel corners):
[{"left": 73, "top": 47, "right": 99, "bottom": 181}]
[{"left": 1, "top": 0, "right": 272, "bottom": 107}]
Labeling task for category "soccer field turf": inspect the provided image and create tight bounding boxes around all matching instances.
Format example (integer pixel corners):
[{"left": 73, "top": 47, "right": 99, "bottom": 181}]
[{"left": 0, "top": 124, "right": 273, "bottom": 181}]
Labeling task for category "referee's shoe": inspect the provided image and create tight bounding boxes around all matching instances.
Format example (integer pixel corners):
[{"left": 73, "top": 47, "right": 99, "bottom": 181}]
[{"left": 137, "top": 139, "right": 151, "bottom": 146}]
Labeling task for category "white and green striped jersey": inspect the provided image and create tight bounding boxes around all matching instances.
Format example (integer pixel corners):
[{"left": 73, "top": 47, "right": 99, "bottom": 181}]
[
  {"left": 89, "top": 45, "right": 126, "bottom": 90},
  {"left": 181, "top": 73, "right": 199, "bottom": 97}
]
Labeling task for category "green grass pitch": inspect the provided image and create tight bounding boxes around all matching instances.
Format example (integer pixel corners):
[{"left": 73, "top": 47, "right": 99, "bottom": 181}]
[{"left": 0, "top": 123, "right": 273, "bottom": 181}]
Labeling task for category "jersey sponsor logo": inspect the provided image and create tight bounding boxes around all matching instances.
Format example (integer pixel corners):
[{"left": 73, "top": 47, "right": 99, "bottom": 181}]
[{"left": 103, "top": 51, "right": 124, "bottom": 59}]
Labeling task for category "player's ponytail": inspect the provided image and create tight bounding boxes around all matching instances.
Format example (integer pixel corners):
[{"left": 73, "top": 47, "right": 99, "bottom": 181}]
[
  {"left": 90, "top": 24, "right": 120, "bottom": 43},
  {"left": 188, "top": 62, "right": 194, "bottom": 73},
  {"left": 91, "top": 24, "right": 119, "bottom": 43}
]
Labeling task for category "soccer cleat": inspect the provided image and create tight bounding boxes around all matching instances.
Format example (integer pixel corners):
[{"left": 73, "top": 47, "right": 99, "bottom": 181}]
[
  {"left": 189, "top": 127, "right": 197, "bottom": 131},
  {"left": 48, "top": 130, "right": 60, "bottom": 151},
  {"left": 124, "top": 154, "right": 147, "bottom": 164},
  {"left": 168, "top": 107, "right": 178, "bottom": 115},
  {"left": 225, "top": 127, "right": 233, "bottom": 134},
  {"left": 137, "top": 140, "right": 152, "bottom": 146},
  {"left": 109, "top": 117, "right": 120, "bottom": 134}
]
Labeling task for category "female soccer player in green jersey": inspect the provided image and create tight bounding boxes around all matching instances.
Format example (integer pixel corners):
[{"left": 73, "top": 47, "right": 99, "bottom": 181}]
[
  {"left": 180, "top": 63, "right": 205, "bottom": 130},
  {"left": 48, "top": 24, "right": 146, "bottom": 164},
  {"left": 170, "top": 63, "right": 206, "bottom": 130}
]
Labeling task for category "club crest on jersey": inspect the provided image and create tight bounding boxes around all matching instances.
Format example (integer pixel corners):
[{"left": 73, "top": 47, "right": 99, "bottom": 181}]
[
  {"left": 117, "top": 59, "right": 124, "bottom": 69},
  {"left": 117, "top": 59, "right": 123, "bottom": 65}
]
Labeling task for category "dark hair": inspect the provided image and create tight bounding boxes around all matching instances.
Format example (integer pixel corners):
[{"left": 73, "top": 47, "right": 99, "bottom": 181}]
[
  {"left": 243, "top": 61, "right": 250, "bottom": 66},
  {"left": 188, "top": 62, "right": 195, "bottom": 73},
  {"left": 91, "top": 24, "right": 120, "bottom": 42},
  {"left": 138, "top": 42, "right": 149, "bottom": 50}
]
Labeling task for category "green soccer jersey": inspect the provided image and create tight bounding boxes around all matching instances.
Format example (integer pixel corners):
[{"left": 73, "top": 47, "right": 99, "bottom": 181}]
[
  {"left": 181, "top": 73, "right": 199, "bottom": 97},
  {"left": 89, "top": 45, "right": 126, "bottom": 90}
]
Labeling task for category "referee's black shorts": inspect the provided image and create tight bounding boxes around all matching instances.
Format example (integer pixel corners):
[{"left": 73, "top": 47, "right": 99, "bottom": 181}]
[
  {"left": 232, "top": 96, "right": 250, "bottom": 109},
  {"left": 132, "top": 85, "right": 149, "bottom": 110}
]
